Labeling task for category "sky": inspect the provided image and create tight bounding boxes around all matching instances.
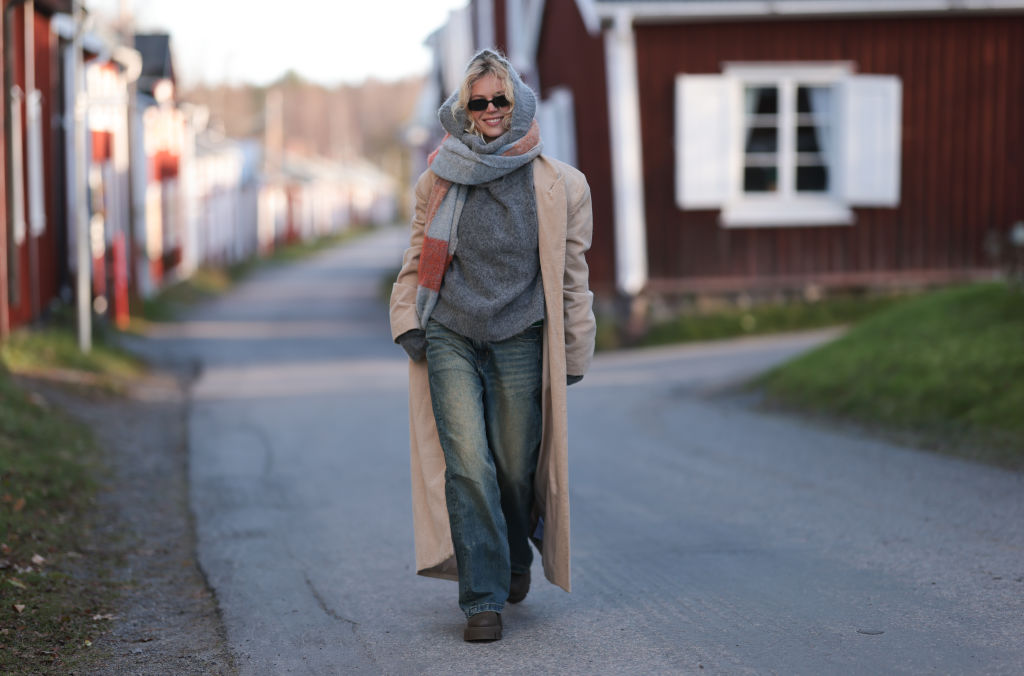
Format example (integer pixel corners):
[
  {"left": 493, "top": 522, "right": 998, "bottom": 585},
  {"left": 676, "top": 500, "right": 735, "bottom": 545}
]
[{"left": 86, "top": 0, "right": 469, "bottom": 87}]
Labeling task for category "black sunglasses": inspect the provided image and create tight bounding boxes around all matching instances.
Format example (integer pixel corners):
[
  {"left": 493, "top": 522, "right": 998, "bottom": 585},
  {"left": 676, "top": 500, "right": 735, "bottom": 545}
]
[{"left": 467, "top": 95, "right": 511, "bottom": 112}]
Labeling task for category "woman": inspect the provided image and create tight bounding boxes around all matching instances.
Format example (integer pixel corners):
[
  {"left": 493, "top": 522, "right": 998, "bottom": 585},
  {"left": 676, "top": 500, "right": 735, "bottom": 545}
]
[{"left": 389, "top": 49, "right": 595, "bottom": 642}]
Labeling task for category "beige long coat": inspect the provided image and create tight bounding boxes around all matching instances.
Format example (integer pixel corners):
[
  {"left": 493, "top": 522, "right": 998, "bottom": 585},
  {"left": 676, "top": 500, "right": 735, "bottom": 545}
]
[{"left": 389, "top": 155, "right": 596, "bottom": 592}]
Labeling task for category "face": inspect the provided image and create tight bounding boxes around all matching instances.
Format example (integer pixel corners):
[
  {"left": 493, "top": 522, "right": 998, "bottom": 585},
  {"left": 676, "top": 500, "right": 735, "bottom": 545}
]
[{"left": 468, "top": 73, "right": 511, "bottom": 141}]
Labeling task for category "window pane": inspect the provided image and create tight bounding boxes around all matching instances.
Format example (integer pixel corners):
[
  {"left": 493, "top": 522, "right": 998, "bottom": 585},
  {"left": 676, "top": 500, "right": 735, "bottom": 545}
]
[
  {"left": 745, "top": 167, "right": 777, "bottom": 192},
  {"left": 795, "top": 85, "right": 832, "bottom": 193},
  {"left": 797, "top": 125, "right": 821, "bottom": 153},
  {"left": 747, "top": 86, "right": 777, "bottom": 115},
  {"left": 796, "top": 166, "right": 828, "bottom": 192},
  {"left": 746, "top": 127, "right": 777, "bottom": 153},
  {"left": 744, "top": 86, "right": 779, "bottom": 193},
  {"left": 796, "top": 86, "right": 813, "bottom": 114}
]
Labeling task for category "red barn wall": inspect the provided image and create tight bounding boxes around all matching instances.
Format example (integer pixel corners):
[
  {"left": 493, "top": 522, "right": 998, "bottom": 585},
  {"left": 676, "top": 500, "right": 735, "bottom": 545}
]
[
  {"left": 494, "top": 0, "right": 508, "bottom": 55},
  {"left": 536, "top": 0, "right": 616, "bottom": 294},
  {"left": 5, "top": 6, "right": 62, "bottom": 327}
]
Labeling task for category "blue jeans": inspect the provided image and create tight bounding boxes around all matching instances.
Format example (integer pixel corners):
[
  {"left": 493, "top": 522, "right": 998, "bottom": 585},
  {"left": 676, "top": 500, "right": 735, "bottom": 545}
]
[{"left": 425, "top": 319, "right": 543, "bottom": 618}]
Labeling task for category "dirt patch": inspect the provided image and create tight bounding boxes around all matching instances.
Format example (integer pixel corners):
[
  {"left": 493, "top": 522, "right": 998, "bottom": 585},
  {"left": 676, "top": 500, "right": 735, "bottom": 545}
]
[{"left": 17, "top": 366, "right": 235, "bottom": 674}]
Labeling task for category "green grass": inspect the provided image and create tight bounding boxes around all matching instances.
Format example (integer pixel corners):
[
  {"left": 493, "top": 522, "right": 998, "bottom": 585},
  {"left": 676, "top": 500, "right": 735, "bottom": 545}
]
[
  {"left": 0, "top": 315, "right": 149, "bottom": 671},
  {"left": 756, "top": 282, "right": 1024, "bottom": 468},
  {"left": 0, "top": 364, "right": 116, "bottom": 672},
  {"left": 637, "top": 293, "right": 901, "bottom": 348},
  {"left": 1, "top": 327, "right": 144, "bottom": 382}
]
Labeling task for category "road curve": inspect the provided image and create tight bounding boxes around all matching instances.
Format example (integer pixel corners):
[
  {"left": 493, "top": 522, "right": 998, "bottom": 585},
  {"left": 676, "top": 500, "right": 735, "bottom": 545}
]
[{"left": 152, "top": 226, "right": 1022, "bottom": 675}]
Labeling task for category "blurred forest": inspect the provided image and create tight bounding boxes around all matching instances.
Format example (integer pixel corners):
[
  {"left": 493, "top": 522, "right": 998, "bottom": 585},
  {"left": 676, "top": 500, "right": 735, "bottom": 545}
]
[{"left": 183, "top": 72, "right": 424, "bottom": 193}]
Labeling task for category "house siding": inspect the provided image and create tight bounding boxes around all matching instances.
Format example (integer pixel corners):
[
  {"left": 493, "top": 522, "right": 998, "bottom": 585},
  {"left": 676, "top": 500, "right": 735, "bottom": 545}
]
[
  {"left": 634, "top": 15, "right": 1024, "bottom": 292},
  {"left": 5, "top": 6, "right": 62, "bottom": 326},
  {"left": 536, "top": 0, "right": 616, "bottom": 294},
  {"left": 494, "top": 0, "right": 508, "bottom": 54}
]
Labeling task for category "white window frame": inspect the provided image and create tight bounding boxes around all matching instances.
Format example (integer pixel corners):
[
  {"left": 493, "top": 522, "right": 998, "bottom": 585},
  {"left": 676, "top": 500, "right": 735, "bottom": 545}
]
[
  {"left": 676, "top": 62, "right": 902, "bottom": 228},
  {"left": 722, "top": 62, "right": 853, "bottom": 227}
]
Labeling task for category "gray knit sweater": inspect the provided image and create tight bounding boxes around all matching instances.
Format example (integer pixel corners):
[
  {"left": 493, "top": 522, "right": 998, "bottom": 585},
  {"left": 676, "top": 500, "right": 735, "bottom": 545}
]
[{"left": 430, "top": 161, "right": 545, "bottom": 342}]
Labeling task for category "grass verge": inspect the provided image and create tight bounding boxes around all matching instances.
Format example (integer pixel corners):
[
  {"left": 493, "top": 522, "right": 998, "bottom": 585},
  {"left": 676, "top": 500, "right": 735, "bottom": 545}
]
[
  {"left": 1, "top": 326, "right": 145, "bottom": 387},
  {"left": 755, "top": 282, "right": 1024, "bottom": 469},
  {"left": 635, "top": 293, "right": 901, "bottom": 349},
  {"left": 1, "top": 324, "right": 145, "bottom": 672},
  {"left": 0, "top": 368, "right": 113, "bottom": 672}
]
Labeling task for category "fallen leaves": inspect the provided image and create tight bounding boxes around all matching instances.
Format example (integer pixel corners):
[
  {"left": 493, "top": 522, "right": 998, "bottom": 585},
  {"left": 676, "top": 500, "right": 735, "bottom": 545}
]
[
  {"left": 0, "top": 553, "right": 49, "bottom": 577},
  {"left": 1, "top": 494, "right": 26, "bottom": 513},
  {"left": 91, "top": 613, "right": 116, "bottom": 621},
  {"left": 13, "top": 604, "right": 26, "bottom": 613},
  {"left": 7, "top": 577, "right": 27, "bottom": 590}
]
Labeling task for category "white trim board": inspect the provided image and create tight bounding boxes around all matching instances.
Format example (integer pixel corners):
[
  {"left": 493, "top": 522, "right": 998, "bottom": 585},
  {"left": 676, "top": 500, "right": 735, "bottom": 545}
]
[{"left": 593, "top": 0, "right": 1024, "bottom": 21}]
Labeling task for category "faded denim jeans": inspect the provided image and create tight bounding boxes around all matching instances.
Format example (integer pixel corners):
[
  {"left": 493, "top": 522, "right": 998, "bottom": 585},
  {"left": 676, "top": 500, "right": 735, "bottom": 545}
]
[{"left": 425, "top": 319, "right": 543, "bottom": 618}]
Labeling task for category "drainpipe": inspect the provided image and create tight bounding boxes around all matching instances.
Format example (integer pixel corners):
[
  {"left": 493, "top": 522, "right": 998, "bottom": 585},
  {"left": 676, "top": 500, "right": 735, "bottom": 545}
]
[
  {"left": 603, "top": 8, "right": 648, "bottom": 327},
  {"left": 0, "top": 2, "right": 9, "bottom": 338},
  {"left": 71, "top": 0, "right": 89, "bottom": 351},
  {"left": 24, "top": 0, "right": 43, "bottom": 320}
]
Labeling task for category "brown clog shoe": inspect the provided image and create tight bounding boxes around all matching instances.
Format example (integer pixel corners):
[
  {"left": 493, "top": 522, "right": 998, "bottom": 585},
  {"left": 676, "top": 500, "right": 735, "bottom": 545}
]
[{"left": 464, "top": 611, "right": 502, "bottom": 642}]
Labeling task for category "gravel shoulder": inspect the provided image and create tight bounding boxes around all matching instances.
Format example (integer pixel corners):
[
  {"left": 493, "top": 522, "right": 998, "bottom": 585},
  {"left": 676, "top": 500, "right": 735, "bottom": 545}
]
[{"left": 21, "top": 364, "right": 235, "bottom": 674}]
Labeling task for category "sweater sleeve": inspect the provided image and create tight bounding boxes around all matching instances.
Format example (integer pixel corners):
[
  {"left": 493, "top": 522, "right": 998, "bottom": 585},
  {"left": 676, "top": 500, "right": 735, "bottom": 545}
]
[
  {"left": 562, "top": 174, "right": 596, "bottom": 377},
  {"left": 389, "top": 170, "right": 436, "bottom": 342}
]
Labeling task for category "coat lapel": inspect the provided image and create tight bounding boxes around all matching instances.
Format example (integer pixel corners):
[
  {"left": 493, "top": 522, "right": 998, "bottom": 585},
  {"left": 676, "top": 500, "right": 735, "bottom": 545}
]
[{"left": 534, "top": 158, "right": 567, "bottom": 281}]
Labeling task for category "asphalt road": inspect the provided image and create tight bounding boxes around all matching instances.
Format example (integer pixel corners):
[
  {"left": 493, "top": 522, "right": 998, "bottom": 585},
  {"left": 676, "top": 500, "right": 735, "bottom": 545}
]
[{"left": 144, "top": 226, "right": 1024, "bottom": 675}]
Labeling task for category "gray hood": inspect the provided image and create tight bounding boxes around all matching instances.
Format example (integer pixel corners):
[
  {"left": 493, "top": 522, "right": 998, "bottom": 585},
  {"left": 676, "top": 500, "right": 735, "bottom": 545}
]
[{"left": 437, "top": 50, "right": 537, "bottom": 155}]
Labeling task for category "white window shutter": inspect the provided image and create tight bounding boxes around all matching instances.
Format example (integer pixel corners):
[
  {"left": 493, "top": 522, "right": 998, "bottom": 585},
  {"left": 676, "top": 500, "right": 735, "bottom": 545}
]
[
  {"left": 676, "top": 74, "right": 732, "bottom": 210},
  {"left": 538, "top": 87, "right": 577, "bottom": 167},
  {"left": 843, "top": 75, "right": 902, "bottom": 207}
]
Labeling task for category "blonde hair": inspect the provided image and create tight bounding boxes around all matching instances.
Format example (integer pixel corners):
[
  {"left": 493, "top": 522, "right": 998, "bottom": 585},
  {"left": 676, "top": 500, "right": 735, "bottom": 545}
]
[{"left": 451, "top": 50, "right": 515, "bottom": 138}]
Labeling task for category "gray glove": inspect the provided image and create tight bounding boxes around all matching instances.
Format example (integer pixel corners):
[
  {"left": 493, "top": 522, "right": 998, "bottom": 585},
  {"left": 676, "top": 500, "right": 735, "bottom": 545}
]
[
  {"left": 567, "top": 374, "right": 583, "bottom": 386},
  {"left": 397, "top": 329, "right": 427, "bottom": 362}
]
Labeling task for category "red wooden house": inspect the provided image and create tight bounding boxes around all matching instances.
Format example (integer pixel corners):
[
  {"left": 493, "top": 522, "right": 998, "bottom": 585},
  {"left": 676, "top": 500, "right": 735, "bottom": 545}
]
[
  {"left": 2, "top": 0, "right": 144, "bottom": 334},
  {"left": 430, "top": 0, "right": 1024, "bottom": 312},
  {"left": 1, "top": 0, "right": 70, "bottom": 333}
]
